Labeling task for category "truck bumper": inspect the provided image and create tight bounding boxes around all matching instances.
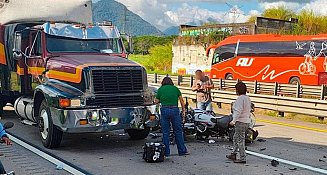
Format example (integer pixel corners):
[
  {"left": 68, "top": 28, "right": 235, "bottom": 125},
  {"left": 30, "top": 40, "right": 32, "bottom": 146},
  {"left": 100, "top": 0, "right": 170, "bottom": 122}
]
[{"left": 50, "top": 105, "right": 160, "bottom": 133}]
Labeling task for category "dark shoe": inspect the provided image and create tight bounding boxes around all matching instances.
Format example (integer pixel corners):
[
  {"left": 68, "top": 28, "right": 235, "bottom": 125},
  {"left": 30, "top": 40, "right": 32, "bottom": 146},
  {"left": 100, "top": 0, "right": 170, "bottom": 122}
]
[
  {"left": 234, "top": 159, "right": 246, "bottom": 164},
  {"left": 226, "top": 153, "right": 236, "bottom": 161},
  {"left": 179, "top": 152, "right": 190, "bottom": 156}
]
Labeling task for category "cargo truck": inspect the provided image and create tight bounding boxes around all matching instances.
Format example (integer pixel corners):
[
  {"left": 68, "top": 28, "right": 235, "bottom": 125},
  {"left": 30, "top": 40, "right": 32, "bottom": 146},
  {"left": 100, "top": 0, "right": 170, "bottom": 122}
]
[{"left": 0, "top": 0, "right": 159, "bottom": 148}]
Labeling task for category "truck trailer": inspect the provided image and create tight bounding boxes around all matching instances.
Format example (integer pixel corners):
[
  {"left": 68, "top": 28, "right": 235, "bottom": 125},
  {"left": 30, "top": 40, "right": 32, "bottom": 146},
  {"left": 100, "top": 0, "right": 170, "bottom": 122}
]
[{"left": 0, "top": 0, "right": 159, "bottom": 148}]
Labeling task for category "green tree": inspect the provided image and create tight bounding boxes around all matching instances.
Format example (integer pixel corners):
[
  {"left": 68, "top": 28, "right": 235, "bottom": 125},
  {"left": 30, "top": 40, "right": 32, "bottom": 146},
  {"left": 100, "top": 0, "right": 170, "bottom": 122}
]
[
  {"left": 146, "top": 44, "right": 173, "bottom": 72},
  {"left": 133, "top": 36, "right": 176, "bottom": 55},
  {"left": 247, "top": 16, "right": 257, "bottom": 23},
  {"left": 262, "top": 6, "right": 295, "bottom": 20}
]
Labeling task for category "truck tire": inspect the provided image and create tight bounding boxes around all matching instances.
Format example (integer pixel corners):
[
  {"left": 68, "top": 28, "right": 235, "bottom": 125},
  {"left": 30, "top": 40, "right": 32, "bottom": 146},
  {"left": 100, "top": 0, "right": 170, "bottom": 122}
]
[
  {"left": 38, "top": 100, "right": 63, "bottom": 148},
  {"left": 126, "top": 128, "right": 150, "bottom": 140}
]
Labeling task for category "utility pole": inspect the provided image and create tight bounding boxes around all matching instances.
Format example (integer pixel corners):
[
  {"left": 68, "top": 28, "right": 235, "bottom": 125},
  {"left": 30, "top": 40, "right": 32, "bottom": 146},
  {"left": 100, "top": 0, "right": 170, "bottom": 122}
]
[{"left": 225, "top": 3, "right": 242, "bottom": 24}]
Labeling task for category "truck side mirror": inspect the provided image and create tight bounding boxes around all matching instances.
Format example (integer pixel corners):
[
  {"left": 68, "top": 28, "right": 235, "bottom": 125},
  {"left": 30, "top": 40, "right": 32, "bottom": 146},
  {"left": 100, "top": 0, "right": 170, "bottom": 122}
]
[
  {"left": 13, "top": 32, "right": 22, "bottom": 59},
  {"left": 128, "top": 36, "right": 134, "bottom": 54},
  {"left": 122, "top": 33, "right": 134, "bottom": 54}
]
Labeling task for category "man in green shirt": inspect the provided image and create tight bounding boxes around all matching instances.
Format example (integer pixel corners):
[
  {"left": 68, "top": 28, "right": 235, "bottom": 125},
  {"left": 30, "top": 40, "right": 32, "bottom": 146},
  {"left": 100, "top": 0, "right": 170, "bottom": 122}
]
[
  {"left": 156, "top": 84, "right": 182, "bottom": 106},
  {"left": 155, "top": 77, "right": 188, "bottom": 157}
]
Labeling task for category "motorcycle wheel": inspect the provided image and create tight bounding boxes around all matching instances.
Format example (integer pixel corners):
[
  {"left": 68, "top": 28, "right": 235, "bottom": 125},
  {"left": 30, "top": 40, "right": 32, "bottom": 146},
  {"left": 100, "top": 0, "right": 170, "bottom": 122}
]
[{"left": 196, "top": 131, "right": 209, "bottom": 140}]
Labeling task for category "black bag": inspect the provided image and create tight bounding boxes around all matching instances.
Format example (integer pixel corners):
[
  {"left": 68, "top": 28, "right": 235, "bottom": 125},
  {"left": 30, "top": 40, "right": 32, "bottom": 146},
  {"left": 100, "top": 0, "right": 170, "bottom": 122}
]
[{"left": 143, "top": 142, "right": 165, "bottom": 163}]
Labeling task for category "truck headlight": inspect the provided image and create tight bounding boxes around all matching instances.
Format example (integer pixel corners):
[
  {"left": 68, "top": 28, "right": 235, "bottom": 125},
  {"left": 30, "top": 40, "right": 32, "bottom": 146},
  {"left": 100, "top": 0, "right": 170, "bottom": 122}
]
[
  {"left": 59, "top": 98, "right": 83, "bottom": 108},
  {"left": 143, "top": 87, "right": 157, "bottom": 104},
  {"left": 71, "top": 99, "right": 81, "bottom": 107}
]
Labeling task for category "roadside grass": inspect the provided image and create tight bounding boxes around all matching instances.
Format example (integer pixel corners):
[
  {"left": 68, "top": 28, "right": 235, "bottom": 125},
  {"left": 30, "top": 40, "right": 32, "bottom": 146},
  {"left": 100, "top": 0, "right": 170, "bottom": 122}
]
[{"left": 129, "top": 54, "right": 172, "bottom": 75}]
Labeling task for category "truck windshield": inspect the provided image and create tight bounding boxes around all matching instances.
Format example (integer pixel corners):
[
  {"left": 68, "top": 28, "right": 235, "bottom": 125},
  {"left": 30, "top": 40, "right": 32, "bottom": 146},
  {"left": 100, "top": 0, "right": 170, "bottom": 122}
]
[
  {"left": 43, "top": 23, "right": 123, "bottom": 53},
  {"left": 46, "top": 34, "right": 122, "bottom": 53}
]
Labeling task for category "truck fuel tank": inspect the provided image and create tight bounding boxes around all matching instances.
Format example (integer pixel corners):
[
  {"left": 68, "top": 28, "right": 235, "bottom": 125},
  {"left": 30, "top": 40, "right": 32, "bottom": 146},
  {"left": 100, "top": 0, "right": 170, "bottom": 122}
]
[{"left": 14, "top": 97, "right": 35, "bottom": 122}]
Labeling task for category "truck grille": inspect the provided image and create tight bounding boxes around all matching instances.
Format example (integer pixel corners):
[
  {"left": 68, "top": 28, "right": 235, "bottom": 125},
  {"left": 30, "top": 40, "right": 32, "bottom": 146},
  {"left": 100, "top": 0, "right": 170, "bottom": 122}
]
[
  {"left": 89, "top": 68, "right": 144, "bottom": 107},
  {"left": 86, "top": 95, "right": 144, "bottom": 108}
]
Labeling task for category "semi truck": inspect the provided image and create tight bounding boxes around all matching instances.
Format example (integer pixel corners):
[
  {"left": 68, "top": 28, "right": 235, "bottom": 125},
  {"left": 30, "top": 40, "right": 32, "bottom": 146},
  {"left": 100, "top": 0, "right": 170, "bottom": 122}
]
[{"left": 0, "top": 0, "right": 159, "bottom": 148}]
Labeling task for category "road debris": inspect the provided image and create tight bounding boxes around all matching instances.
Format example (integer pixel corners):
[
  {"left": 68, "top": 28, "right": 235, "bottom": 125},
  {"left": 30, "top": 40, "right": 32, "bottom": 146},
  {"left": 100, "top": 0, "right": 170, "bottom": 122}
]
[
  {"left": 319, "top": 159, "right": 325, "bottom": 162},
  {"left": 208, "top": 139, "right": 215, "bottom": 144},
  {"left": 271, "top": 159, "right": 279, "bottom": 167},
  {"left": 323, "top": 155, "right": 327, "bottom": 158},
  {"left": 257, "top": 139, "right": 266, "bottom": 142},
  {"left": 289, "top": 167, "right": 297, "bottom": 171},
  {"left": 260, "top": 148, "right": 266, "bottom": 151},
  {"left": 55, "top": 164, "right": 64, "bottom": 170}
]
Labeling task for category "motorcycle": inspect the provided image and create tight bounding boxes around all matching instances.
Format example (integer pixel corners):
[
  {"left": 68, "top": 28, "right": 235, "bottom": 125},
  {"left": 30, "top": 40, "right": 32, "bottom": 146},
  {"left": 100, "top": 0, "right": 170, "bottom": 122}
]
[
  {"left": 0, "top": 122, "right": 15, "bottom": 175},
  {"left": 183, "top": 99, "right": 258, "bottom": 143}
]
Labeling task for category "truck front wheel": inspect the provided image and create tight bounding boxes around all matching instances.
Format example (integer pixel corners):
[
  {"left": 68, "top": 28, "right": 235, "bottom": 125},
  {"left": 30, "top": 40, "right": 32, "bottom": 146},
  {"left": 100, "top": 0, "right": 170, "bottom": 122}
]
[
  {"left": 38, "top": 100, "right": 63, "bottom": 148},
  {"left": 126, "top": 128, "right": 150, "bottom": 140}
]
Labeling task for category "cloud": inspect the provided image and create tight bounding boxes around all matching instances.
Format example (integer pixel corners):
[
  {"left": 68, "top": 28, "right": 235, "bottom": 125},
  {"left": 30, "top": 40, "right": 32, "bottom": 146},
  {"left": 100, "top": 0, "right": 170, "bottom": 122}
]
[
  {"left": 115, "top": 0, "right": 256, "bottom": 30},
  {"left": 258, "top": 0, "right": 310, "bottom": 3},
  {"left": 258, "top": 0, "right": 327, "bottom": 16},
  {"left": 112, "top": 0, "right": 327, "bottom": 31},
  {"left": 302, "top": 0, "right": 327, "bottom": 15},
  {"left": 259, "top": 1, "right": 301, "bottom": 10},
  {"left": 115, "top": 0, "right": 175, "bottom": 30}
]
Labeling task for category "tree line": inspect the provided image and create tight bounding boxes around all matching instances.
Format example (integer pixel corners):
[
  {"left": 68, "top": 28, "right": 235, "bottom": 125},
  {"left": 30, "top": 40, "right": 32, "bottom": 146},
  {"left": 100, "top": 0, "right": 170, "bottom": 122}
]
[
  {"left": 249, "top": 7, "right": 327, "bottom": 35},
  {"left": 130, "top": 36, "right": 175, "bottom": 74}
]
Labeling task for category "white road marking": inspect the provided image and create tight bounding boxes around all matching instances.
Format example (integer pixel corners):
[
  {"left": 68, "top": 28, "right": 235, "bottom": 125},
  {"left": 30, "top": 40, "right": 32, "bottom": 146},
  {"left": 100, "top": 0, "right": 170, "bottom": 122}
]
[
  {"left": 247, "top": 150, "right": 327, "bottom": 174},
  {"left": 8, "top": 133, "right": 87, "bottom": 175}
]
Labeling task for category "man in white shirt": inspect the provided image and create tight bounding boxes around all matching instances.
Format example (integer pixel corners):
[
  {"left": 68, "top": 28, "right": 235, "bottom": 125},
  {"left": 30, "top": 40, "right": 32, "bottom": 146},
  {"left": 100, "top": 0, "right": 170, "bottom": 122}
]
[{"left": 226, "top": 82, "right": 251, "bottom": 164}]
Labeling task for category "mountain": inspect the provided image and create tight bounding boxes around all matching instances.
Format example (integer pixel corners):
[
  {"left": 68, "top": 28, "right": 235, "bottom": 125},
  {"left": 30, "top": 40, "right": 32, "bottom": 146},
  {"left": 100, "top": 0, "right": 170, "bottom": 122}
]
[
  {"left": 92, "top": 0, "right": 163, "bottom": 36},
  {"left": 163, "top": 26, "right": 179, "bottom": 36}
]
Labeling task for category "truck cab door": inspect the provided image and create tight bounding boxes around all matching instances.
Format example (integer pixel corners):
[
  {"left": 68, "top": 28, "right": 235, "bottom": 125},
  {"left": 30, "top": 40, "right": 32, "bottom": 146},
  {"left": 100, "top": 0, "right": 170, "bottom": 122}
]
[{"left": 27, "top": 30, "right": 45, "bottom": 91}]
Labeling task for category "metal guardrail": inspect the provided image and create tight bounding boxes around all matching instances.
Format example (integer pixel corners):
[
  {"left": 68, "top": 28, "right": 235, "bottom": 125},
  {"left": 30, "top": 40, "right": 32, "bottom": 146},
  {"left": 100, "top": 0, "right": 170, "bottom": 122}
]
[
  {"left": 148, "top": 73, "right": 327, "bottom": 100},
  {"left": 148, "top": 74, "right": 327, "bottom": 121}
]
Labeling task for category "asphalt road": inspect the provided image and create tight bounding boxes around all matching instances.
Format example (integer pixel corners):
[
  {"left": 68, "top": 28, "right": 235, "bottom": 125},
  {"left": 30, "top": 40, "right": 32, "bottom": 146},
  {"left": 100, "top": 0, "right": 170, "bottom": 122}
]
[{"left": 1, "top": 108, "right": 326, "bottom": 175}]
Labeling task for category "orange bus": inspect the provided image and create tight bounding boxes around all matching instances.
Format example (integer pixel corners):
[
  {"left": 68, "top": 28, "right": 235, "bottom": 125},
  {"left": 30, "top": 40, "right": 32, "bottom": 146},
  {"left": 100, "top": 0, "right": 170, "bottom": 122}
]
[{"left": 206, "top": 34, "right": 327, "bottom": 85}]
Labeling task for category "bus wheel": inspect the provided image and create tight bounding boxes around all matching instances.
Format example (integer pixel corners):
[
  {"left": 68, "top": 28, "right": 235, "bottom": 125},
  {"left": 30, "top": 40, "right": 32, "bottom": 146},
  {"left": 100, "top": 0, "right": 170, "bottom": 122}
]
[
  {"left": 289, "top": 77, "right": 301, "bottom": 85},
  {"left": 38, "top": 100, "right": 63, "bottom": 148},
  {"left": 225, "top": 74, "right": 233, "bottom": 80}
]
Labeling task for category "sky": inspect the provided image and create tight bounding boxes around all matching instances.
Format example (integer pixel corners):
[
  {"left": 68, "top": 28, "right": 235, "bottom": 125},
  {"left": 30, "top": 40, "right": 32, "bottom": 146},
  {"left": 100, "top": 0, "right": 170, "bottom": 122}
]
[{"left": 95, "top": 0, "right": 327, "bottom": 30}]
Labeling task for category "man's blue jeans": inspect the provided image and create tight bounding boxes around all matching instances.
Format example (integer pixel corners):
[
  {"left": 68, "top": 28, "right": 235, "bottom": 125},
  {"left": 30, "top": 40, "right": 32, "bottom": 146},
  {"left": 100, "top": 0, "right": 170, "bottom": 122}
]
[
  {"left": 0, "top": 160, "right": 6, "bottom": 174},
  {"left": 160, "top": 107, "right": 187, "bottom": 156},
  {"left": 197, "top": 100, "right": 213, "bottom": 111}
]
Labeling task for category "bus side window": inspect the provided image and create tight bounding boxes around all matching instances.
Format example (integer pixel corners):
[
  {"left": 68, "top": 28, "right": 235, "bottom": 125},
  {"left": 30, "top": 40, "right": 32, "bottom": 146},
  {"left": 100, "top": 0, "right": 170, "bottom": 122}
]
[
  {"left": 213, "top": 44, "right": 236, "bottom": 64},
  {"left": 213, "top": 48, "right": 220, "bottom": 64}
]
